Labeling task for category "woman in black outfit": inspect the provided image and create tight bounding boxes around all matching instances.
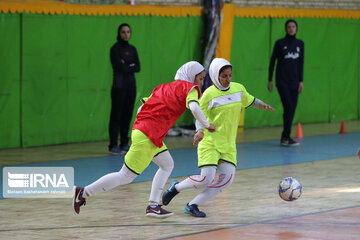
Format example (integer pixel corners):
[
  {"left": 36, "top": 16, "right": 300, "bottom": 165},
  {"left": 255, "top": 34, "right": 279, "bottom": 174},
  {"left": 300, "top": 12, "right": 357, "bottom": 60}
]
[
  {"left": 109, "top": 23, "right": 140, "bottom": 154},
  {"left": 268, "top": 19, "right": 304, "bottom": 147}
]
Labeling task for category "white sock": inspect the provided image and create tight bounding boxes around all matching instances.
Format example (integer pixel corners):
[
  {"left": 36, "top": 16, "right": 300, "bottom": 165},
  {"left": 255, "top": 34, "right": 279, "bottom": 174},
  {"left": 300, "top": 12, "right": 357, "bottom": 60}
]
[
  {"left": 189, "top": 163, "right": 235, "bottom": 206},
  {"left": 82, "top": 190, "right": 87, "bottom": 198},
  {"left": 84, "top": 164, "right": 137, "bottom": 197},
  {"left": 176, "top": 167, "right": 216, "bottom": 192},
  {"left": 149, "top": 151, "right": 174, "bottom": 203}
]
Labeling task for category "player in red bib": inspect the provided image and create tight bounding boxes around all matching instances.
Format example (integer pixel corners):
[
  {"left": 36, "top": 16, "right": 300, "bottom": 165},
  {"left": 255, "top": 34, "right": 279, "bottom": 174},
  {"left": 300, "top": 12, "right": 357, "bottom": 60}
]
[{"left": 73, "top": 61, "right": 215, "bottom": 218}]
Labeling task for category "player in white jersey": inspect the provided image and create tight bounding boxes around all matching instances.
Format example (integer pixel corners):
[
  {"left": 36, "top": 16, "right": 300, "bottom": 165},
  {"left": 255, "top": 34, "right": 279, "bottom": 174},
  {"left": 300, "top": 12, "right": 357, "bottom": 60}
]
[{"left": 162, "top": 58, "right": 275, "bottom": 217}]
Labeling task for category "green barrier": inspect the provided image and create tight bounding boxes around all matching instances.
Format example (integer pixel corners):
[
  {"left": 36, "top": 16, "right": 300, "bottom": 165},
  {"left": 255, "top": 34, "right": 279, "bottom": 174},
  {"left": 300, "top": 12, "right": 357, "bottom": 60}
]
[
  {"left": 19, "top": 13, "right": 203, "bottom": 147},
  {"left": 231, "top": 17, "right": 360, "bottom": 128},
  {"left": 0, "top": 13, "right": 21, "bottom": 148},
  {"left": 231, "top": 17, "right": 277, "bottom": 128},
  {"left": 324, "top": 19, "right": 359, "bottom": 122},
  {"left": 22, "top": 13, "right": 68, "bottom": 147},
  {"left": 66, "top": 15, "right": 114, "bottom": 144},
  {"left": 0, "top": 12, "right": 359, "bottom": 149}
]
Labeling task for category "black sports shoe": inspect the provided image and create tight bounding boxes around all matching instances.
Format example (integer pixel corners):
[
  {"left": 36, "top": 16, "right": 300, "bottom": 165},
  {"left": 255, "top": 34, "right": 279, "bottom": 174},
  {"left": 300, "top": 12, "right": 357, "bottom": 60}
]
[
  {"left": 184, "top": 203, "right": 206, "bottom": 217},
  {"left": 73, "top": 186, "right": 86, "bottom": 214},
  {"left": 162, "top": 180, "right": 179, "bottom": 206},
  {"left": 280, "top": 137, "right": 300, "bottom": 147},
  {"left": 146, "top": 205, "right": 174, "bottom": 218}
]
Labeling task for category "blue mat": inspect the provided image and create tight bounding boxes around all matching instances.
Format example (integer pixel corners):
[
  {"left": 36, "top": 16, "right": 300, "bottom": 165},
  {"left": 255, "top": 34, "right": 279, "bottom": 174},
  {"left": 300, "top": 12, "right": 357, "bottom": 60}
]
[{"left": 1, "top": 132, "right": 359, "bottom": 197}]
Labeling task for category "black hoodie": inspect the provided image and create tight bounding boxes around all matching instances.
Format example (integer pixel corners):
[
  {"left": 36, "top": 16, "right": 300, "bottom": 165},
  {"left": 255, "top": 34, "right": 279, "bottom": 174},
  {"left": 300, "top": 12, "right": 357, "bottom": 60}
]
[
  {"left": 110, "top": 25, "right": 140, "bottom": 88},
  {"left": 268, "top": 21, "right": 304, "bottom": 89}
]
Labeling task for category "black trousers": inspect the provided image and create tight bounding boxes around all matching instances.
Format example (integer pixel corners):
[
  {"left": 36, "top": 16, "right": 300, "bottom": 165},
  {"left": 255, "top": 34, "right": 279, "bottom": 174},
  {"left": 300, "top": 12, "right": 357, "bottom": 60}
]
[
  {"left": 276, "top": 84, "right": 299, "bottom": 139},
  {"left": 108, "top": 83, "right": 136, "bottom": 149}
]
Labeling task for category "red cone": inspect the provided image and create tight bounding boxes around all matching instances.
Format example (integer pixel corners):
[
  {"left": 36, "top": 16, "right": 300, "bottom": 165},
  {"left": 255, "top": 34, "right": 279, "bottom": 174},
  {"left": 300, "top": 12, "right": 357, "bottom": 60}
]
[
  {"left": 339, "top": 120, "right": 347, "bottom": 134},
  {"left": 295, "top": 123, "right": 303, "bottom": 139}
]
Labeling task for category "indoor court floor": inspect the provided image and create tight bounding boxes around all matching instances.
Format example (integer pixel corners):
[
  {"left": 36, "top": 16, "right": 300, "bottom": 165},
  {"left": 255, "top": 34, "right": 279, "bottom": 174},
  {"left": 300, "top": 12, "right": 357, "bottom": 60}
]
[{"left": 0, "top": 120, "right": 359, "bottom": 240}]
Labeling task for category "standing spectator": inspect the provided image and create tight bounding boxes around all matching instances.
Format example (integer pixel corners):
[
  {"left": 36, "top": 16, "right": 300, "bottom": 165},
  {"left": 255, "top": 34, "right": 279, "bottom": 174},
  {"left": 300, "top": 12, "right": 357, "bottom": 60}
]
[
  {"left": 268, "top": 19, "right": 304, "bottom": 146},
  {"left": 109, "top": 23, "right": 140, "bottom": 154}
]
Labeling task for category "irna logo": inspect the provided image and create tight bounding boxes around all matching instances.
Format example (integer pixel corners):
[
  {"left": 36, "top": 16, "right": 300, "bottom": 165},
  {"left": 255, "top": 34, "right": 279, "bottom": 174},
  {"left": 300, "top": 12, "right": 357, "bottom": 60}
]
[
  {"left": 8, "top": 172, "right": 69, "bottom": 188},
  {"left": 3, "top": 167, "right": 74, "bottom": 198}
]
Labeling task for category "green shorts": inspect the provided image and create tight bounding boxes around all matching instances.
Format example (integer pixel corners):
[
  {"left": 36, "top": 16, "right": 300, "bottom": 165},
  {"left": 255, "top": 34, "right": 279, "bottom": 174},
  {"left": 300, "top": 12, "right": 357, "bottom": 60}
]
[
  {"left": 124, "top": 129, "right": 168, "bottom": 175},
  {"left": 197, "top": 141, "right": 237, "bottom": 168}
]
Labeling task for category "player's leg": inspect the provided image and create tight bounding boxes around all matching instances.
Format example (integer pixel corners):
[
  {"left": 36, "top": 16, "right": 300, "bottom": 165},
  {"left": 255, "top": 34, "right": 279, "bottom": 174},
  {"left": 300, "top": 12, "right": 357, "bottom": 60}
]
[
  {"left": 73, "top": 164, "right": 137, "bottom": 214},
  {"left": 186, "top": 162, "right": 235, "bottom": 217},
  {"left": 146, "top": 149, "right": 174, "bottom": 218},
  {"left": 73, "top": 130, "right": 154, "bottom": 214},
  {"left": 190, "top": 162, "right": 235, "bottom": 204},
  {"left": 162, "top": 144, "right": 219, "bottom": 206},
  {"left": 149, "top": 150, "right": 174, "bottom": 204},
  {"left": 84, "top": 164, "right": 137, "bottom": 197},
  {"left": 162, "top": 166, "right": 216, "bottom": 206},
  {"left": 177, "top": 166, "right": 216, "bottom": 191}
]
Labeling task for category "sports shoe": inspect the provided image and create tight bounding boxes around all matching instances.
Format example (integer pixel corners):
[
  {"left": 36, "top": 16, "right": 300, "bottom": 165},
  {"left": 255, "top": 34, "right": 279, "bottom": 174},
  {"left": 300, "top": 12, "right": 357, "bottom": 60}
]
[
  {"left": 162, "top": 180, "right": 179, "bottom": 206},
  {"left": 73, "top": 186, "right": 86, "bottom": 214},
  {"left": 109, "top": 146, "right": 121, "bottom": 155},
  {"left": 184, "top": 203, "right": 206, "bottom": 217},
  {"left": 146, "top": 205, "right": 174, "bottom": 218},
  {"left": 280, "top": 137, "right": 300, "bottom": 147}
]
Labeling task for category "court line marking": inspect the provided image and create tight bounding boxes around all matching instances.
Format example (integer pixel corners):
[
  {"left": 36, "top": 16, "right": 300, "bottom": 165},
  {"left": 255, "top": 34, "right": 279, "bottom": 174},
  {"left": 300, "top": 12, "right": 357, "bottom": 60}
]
[{"left": 0, "top": 205, "right": 359, "bottom": 234}]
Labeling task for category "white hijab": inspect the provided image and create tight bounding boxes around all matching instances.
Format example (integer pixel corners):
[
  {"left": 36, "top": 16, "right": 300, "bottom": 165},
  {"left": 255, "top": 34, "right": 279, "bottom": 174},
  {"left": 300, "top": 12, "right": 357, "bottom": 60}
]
[
  {"left": 209, "top": 58, "right": 232, "bottom": 91},
  {"left": 174, "top": 61, "right": 204, "bottom": 84}
]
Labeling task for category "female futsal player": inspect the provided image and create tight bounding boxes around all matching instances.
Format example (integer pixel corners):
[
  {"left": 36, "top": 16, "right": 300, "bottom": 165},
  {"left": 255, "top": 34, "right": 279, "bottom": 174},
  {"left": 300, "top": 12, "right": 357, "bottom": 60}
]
[
  {"left": 73, "top": 61, "right": 215, "bottom": 218},
  {"left": 162, "top": 58, "right": 274, "bottom": 217}
]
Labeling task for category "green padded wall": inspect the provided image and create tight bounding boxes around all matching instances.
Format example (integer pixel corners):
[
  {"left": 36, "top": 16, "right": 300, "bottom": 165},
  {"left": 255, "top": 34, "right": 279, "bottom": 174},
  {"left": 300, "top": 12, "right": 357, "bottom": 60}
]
[
  {"left": 22, "top": 13, "right": 68, "bottom": 147},
  {"left": 20, "top": 13, "right": 203, "bottom": 147},
  {"left": 324, "top": 19, "right": 359, "bottom": 122},
  {"left": 231, "top": 17, "right": 360, "bottom": 129},
  {"left": 230, "top": 17, "right": 276, "bottom": 128},
  {"left": 67, "top": 15, "right": 115, "bottom": 144},
  {"left": 0, "top": 13, "right": 21, "bottom": 148},
  {"left": 0, "top": 12, "right": 359, "bottom": 148}
]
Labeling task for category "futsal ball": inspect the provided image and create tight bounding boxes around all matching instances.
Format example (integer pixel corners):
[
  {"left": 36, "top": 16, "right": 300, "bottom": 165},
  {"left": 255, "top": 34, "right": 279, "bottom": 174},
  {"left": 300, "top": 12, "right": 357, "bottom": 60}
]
[{"left": 278, "top": 177, "right": 302, "bottom": 201}]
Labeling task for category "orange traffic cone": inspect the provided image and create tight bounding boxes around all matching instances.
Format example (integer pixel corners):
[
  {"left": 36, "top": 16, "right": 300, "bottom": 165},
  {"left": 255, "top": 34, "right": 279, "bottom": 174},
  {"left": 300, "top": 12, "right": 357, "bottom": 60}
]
[
  {"left": 339, "top": 120, "right": 347, "bottom": 134},
  {"left": 295, "top": 123, "right": 303, "bottom": 138}
]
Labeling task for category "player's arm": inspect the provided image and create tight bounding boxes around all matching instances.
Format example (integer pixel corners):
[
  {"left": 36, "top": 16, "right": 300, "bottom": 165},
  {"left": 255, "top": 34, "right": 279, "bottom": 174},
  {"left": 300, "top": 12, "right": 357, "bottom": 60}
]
[
  {"left": 188, "top": 101, "right": 215, "bottom": 132},
  {"left": 186, "top": 89, "right": 214, "bottom": 145},
  {"left": 193, "top": 119, "right": 206, "bottom": 145},
  {"left": 186, "top": 88, "right": 215, "bottom": 132},
  {"left": 250, "top": 98, "right": 275, "bottom": 111}
]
